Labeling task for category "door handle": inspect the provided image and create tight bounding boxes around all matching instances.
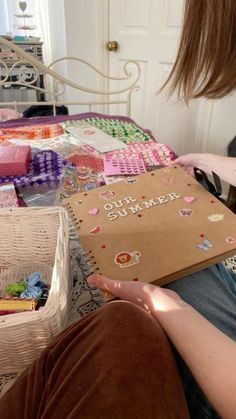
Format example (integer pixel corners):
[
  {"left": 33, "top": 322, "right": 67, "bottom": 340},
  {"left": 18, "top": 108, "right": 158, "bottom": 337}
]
[{"left": 106, "top": 41, "right": 119, "bottom": 52}]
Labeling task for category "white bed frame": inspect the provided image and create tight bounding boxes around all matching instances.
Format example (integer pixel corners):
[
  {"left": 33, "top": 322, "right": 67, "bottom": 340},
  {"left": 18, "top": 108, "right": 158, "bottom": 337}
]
[{"left": 0, "top": 36, "right": 141, "bottom": 116}]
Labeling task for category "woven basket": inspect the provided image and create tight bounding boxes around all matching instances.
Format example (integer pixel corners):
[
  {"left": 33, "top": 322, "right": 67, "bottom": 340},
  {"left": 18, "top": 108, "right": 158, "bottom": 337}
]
[{"left": 0, "top": 207, "right": 70, "bottom": 374}]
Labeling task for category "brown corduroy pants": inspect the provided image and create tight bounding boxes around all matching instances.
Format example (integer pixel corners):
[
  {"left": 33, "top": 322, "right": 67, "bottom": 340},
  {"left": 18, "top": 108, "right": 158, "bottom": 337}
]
[{"left": 0, "top": 301, "right": 189, "bottom": 419}]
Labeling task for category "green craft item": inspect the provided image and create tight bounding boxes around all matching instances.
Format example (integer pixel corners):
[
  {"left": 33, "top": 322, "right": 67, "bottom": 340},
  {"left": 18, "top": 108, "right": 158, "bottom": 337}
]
[{"left": 5, "top": 281, "right": 26, "bottom": 297}]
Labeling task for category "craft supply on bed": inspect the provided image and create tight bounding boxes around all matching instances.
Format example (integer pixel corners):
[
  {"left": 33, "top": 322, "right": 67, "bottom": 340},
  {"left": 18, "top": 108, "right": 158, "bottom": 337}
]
[
  {"left": 0, "top": 123, "right": 63, "bottom": 140},
  {"left": 105, "top": 141, "right": 175, "bottom": 168},
  {"left": 8, "top": 134, "right": 93, "bottom": 159},
  {"left": 66, "top": 125, "right": 126, "bottom": 153},
  {"left": 0, "top": 183, "right": 19, "bottom": 208},
  {"left": 0, "top": 145, "right": 31, "bottom": 176},
  {"left": 61, "top": 116, "right": 154, "bottom": 144},
  {"left": 66, "top": 153, "right": 104, "bottom": 172},
  {"left": 0, "top": 150, "right": 67, "bottom": 189},
  {"left": 103, "top": 156, "right": 147, "bottom": 176},
  {"left": 58, "top": 165, "right": 105, "bottom": 200}
]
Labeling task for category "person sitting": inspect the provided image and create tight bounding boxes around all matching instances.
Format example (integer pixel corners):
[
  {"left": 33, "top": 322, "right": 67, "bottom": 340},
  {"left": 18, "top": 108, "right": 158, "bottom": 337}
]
[{"left": 0, "top": 1, "right": 236, "bottom": 418}]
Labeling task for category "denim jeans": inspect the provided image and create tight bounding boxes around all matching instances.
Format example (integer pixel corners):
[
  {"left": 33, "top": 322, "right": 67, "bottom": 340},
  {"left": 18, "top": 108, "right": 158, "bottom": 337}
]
[{"left": 166, "top": 263, "right": 236, "bottom": 418}]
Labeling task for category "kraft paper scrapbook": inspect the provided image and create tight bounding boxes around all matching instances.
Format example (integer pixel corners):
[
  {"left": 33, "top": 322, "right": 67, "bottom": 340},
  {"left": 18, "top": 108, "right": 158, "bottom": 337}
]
[{"left": 64, "top": 166, "right": 236, "bottom": 290}]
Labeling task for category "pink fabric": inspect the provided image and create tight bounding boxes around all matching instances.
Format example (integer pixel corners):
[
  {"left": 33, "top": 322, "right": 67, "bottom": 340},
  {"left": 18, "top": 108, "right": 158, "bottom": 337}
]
[{"left": 0, "top": 109, "right": 22, "bottom": 122}]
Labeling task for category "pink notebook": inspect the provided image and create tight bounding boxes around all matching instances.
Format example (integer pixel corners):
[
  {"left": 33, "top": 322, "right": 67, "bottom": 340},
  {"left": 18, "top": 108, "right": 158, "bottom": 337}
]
[{"left": 0, "top": 145, "right": 31, "bottom": 176}]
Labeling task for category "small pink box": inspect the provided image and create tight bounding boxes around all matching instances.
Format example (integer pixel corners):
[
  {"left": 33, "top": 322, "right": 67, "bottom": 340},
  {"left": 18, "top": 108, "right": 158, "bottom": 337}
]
[{"left": 0, "top": 145, "right": 31, "bottom": 176}]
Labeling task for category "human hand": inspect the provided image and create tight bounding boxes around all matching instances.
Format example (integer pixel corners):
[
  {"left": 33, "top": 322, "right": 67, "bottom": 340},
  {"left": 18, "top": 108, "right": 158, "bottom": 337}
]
[
  {"left": 87, "top": 274, "right": 185, "bottom": 316},
  {"left": 172, "top": 153, "right": 206, "bottom": 170},
  {"left": 172, "top": 153, "right": 222, "bottom": 175},
  {"left": 171, "top": 153, "right": 236, "bottom": 186}
]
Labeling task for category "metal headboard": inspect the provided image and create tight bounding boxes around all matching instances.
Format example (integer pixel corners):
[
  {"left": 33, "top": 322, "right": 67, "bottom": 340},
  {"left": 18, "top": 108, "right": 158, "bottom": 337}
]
[{"left": 0, "top": 36, "right": 141, "bottom": 116}]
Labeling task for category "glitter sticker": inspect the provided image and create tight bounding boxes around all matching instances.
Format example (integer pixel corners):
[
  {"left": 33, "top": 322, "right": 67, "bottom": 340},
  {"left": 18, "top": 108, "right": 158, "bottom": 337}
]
[
  {"left": 179, "top": 208, "right": 193, "bottom": 217},
  {"left": 196, "top": 238, "right": 214, "bottom": 251},
  {"left": 114, "top": 251, "right": 141, "bottom": 268},
  {"left": 90, "top": 225, "right": 102, "bottom": 235},
  {"left": 208, "top": 214, "right": 224, "bottom": 222},
  {"left": 99, "top": 190, "right": 116, "bottom": 200}
]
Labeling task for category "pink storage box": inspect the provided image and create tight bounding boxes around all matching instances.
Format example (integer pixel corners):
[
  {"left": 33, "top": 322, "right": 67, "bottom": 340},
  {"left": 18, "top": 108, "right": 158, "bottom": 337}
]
[{"left": 0, "top": 145, "right": 31, "bottom": 176}]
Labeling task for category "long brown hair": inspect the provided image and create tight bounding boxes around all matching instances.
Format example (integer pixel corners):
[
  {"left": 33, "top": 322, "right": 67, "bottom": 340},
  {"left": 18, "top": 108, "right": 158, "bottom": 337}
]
[
  {"left": 227, "top": 136, "right": 236, "bottom": 213},
  {"left": 162, "top": 0, "right": 236, "bottom": 102}
]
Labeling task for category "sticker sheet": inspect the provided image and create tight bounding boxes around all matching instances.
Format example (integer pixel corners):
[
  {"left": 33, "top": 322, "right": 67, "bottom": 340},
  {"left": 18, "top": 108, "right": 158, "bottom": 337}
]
[
  {"left": 104, "top": 141, "right": 175, "bottom": 167},
  {"left": 103, "top": 156, "right": 147, "bottom": 176},
  {"left": 66, "top": 126, "right": 126, "bottom": 153}
]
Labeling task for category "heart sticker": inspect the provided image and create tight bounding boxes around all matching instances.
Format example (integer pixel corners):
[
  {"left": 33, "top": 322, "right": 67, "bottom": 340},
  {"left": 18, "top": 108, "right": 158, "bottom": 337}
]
[
  {"left": 184, "top": 196, "right": 195, "bottom": 203},
  {"left": 89, "top": 208, "right": 99, "bottom": 215}
]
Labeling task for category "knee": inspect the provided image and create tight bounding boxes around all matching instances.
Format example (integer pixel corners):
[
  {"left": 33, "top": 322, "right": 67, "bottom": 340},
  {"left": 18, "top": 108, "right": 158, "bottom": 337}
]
[
  {"left": 97, "top": 302, "right": 175, "bottom": 373},
  {"left": 99, "top": 300, "right": 145, "bottom": 321},
  {"left": 98, "top": 300, "right": 168, "bottom": 343}
]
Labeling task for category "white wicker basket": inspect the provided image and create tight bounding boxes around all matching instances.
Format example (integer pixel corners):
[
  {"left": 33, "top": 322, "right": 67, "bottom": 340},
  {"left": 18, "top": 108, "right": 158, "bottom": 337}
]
[{"left": 0, "top": 207, "right": 70, "bottom": 374}]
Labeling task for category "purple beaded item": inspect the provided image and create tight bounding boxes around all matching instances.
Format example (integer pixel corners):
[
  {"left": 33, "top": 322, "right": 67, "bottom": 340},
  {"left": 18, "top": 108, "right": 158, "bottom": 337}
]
[{"left": 0, "top": 150, "right": 68, "bottom": 189}]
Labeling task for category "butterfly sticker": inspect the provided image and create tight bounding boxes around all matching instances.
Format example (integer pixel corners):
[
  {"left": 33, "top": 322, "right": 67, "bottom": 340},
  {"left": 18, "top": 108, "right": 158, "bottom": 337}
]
[
  {"left": 161, "top": 176, "right": 176, "bottom": 186},
  {"left": 196, "top": 238, "right": 214, "bottom": 251},
  {"left": 99, "top": 190, "right": 116, "bottom": 200},
  {"left": 76, "top": 199, "right": 84, "bottom": 205},
  {"left": 179, "top": 208, "right": 193, "bottom": 217},
  {"left": 225, "top": 236, "right": 236, "bottom": 244}
]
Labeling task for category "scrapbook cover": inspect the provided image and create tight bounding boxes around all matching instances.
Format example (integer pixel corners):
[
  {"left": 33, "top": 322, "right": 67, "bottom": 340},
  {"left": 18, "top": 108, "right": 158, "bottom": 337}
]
[{"left": 64, "top": 166, "right": 236, "bottom": 290}]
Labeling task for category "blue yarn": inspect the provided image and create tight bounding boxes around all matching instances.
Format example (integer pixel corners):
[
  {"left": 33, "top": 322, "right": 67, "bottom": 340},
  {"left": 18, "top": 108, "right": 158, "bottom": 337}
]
[{"left": 20, "top": 272, "right": 46, "bottom": 299}]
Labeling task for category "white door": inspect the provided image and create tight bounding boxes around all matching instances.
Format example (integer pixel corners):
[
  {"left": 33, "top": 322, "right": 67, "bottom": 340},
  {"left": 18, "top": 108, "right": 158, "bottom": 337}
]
[
  {"left": 107, "top": 0, "right": 236, "bottom": 158},
  {"left": 108, "top": 0, "right": 193, "bottom": 154},
  {"left": 63, "top": 0, "right": 236, "bottom": 162}
]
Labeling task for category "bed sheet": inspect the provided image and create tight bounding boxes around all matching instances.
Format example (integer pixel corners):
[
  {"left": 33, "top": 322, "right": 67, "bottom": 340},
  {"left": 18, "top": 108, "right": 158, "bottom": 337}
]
[{"left": 1, "top": 112, "right": 173, "bottom": 318}]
